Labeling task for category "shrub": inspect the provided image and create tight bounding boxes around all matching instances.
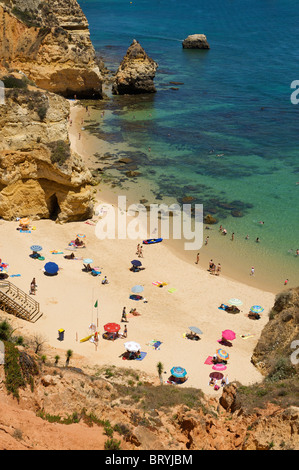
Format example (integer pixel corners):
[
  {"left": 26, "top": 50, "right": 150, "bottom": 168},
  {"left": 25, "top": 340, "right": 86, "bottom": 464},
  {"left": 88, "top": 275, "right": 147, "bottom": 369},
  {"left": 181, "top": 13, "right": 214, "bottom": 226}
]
[
  {"left": 104, "top": 438, "right": 121, "bottom": 450},
  {"left": 48, "top": 140, "right": 71, "bottom": 166}
]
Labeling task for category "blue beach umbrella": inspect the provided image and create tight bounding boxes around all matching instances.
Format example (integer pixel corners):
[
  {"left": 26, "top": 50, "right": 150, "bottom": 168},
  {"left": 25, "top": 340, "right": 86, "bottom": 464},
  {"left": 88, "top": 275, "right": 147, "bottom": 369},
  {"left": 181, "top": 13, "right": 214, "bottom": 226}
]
[
  {"left": 170, "top": 367, "right": 187, "bottom": 378},
  {"left": 44, "top": 262, "right": 59, "bottom": 275},
  {"left": 250, "top": 305, "right": 264, "bottom": 314},
  {"left": 131, "top": 285, "right": 144, "bottom": 294},
  {"left": 30, "top": 245, "right": 42, "bottom": 252},
  {"left": 83, "top": 258, "right": 93, "bottom": 264},
  {"left": 131, "top": 260, "right": 142, "bottom": 266}
]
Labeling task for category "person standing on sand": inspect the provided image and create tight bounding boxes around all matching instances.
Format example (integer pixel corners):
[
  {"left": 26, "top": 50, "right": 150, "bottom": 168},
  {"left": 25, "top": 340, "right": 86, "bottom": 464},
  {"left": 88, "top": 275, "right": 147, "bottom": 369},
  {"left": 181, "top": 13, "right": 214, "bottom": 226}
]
[
  {"left": 136, "top": 243, "right": 140, "bottom": 256},
  {"left": 195, "top": 253, "right": 200, "bottom": 264},
  {"left": 123, "top": 325, "right": 127, "bottom": 338},
  {"left": 231, "top": 232, "right": 235, "bottom": 241},
  {"left": 216, "top": 263, "right": 221, "bottom": 276},
  {"left": 139, "top": 246, "right": 143, "bottom": 258},
  {"left": 121, "top": 307, "right": 128, "bottom": 323},
  {"left": 250, "top": 266, "right": 255, "bottom": 276},
  {"left": 284, "top": 279, "right": 289, "bottom": 285},
  {"left": 30, "top": 278, "right": 36, "bottom": 295}
]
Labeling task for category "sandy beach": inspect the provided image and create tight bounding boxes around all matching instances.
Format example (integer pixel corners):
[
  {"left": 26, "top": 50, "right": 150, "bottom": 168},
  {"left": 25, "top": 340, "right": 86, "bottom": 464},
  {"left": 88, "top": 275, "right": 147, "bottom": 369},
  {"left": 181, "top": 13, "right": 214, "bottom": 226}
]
[{"left": 0, "top": 100, "right": 277, "bottom": 395}]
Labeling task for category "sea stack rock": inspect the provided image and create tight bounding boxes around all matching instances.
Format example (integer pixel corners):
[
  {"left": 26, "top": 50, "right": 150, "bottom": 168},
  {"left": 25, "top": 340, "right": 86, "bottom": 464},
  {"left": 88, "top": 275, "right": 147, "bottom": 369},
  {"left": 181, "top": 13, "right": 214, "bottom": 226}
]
[
  {"left": 182, "top": 34, "right": 210, "bottom": 49},
  {"left": 112, "top": 39, "right": 158, "bottom": 95}
]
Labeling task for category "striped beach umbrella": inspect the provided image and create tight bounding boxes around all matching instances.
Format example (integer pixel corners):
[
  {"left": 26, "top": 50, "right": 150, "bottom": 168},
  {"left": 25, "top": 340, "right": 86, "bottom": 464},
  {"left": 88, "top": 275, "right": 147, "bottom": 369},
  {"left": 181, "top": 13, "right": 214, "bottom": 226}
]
[
  {"left": 250, "top": 305, "right": 264, "bottom": 314},
  {"left": 216, "top": 349, "right": 229, "bottom": 360},
  {"left": 228, "top": 298, "right": 243, "bottom": 306},
  {"left": 170, "top": 366, "right": 187, "bottom": 378},
  {"left": 30, "top": 245, "right": 42, "bottom": 252},
  {"left": 77, "top": 234, "right": 86, "bottom": 238}
]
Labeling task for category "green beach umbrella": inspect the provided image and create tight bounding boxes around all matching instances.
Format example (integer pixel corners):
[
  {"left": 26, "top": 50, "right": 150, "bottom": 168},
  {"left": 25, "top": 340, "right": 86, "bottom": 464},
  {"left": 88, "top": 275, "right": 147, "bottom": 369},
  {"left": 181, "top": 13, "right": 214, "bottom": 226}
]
[{"left": 250, "top": 305, "right": 264, "bottom": 314}]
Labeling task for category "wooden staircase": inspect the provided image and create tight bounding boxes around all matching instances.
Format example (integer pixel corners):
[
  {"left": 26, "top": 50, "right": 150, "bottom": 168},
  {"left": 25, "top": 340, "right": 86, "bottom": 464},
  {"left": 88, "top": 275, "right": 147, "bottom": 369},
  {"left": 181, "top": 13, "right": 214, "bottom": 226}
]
[{"left": 0, "top": 281, "right": 43, "bottom": 323}]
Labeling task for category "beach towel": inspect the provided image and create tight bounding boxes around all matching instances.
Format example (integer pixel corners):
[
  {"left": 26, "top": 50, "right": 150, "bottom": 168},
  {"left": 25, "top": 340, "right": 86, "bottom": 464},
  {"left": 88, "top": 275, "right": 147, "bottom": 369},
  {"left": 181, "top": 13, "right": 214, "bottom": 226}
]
[
  {"left": 135, "top": 352, "right": 147, "bottom": 361},
  {"left": 218, "top": 305, "right": 228, "bottom": 311},
  {"left": 147, "top": 339, "right": 159, "bottom": 346},
  {"left": 10, "top": 274, "right": 21, "bottom": 277},
  {"left": 51, "top": 251, "right": 64, "bottom": 254},
  {"left": 168, "top": 288, "right": 176, "bottom": 293},
  {"left": 20, "top": 230, "right": 31, "bottom": 233},
  {"left": 152, "top": 281, "right": 168, "bottom": 287},
  {"left": 240, "top": 334, "right": 255, "bottom": 340},
  {"left": 153, "top": 341, "right": 162, "bottom": 350},
  {"left": 204, "top": 356, "right": 214, "bottom": 365}
]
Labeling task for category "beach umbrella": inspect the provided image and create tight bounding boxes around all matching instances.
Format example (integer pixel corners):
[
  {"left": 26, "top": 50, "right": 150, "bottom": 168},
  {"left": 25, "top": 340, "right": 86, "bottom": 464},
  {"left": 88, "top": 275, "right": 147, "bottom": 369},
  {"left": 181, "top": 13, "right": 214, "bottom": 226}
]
[
  {"left": 124, "top": 341, "right": 141, "bottom": 352},
  {"left": 20, "top": 217, "right": 29, "bottom": 225},
  {"left": 131, "top": 285, "right": 144, "bottom": 294},
  {"left": 250, "top": 305, "right": 264, "bottom": 314},
  {"left": 131, "top": 260, "right": 142, "bottom": 266},
  {"left": 209, "top": 372, "right": 224, "bottom": 380},
  {"left": 189, "top": 326, "right": 203, "bottom": 335},
  {"left": 104, "top": 323, "right": 120, "bottom": 333},
  {"left": 77, "top": 234, "right": 86, "bottom": 238},
  {"left": 170, "top": 366, "right": 187, "bottom": 378},
  {"left": 216, "top": 349, "right": 229, "bottom": 360},
  {"left": 228, "top": 298, "right": 243, "bottom": 306},
  {"left": 83, "top": 258, "right": 93, "bottom": 264},
  {"left": 221, "top": 330, "right": 236, "bottom": 341},
  {"left": 44, "top": 262, "right": 59, "bottom": 275},
  {"left": 30, "top": 245, "right": 42, "bottom": 252},
  {"left": 212, "top": 364, "right": 227, "bottom": 371}
]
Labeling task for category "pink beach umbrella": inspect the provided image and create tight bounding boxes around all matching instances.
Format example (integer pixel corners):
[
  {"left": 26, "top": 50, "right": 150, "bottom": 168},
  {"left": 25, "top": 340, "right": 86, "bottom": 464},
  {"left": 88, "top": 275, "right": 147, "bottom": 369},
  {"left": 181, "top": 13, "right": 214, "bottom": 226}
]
[
  {"left": 222, "top": 330, "right": 236, "bottom": 341},
  {"left": 212, "top": 364, "right": 227, "bottom": 371}
]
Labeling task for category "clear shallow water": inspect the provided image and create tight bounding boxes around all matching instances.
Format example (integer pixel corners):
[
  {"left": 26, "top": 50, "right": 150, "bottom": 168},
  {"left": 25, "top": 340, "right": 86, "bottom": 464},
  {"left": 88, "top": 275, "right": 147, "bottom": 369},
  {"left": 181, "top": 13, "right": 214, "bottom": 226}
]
[{"left": 78, "top": 0, "right": 299, "bottom": 290}]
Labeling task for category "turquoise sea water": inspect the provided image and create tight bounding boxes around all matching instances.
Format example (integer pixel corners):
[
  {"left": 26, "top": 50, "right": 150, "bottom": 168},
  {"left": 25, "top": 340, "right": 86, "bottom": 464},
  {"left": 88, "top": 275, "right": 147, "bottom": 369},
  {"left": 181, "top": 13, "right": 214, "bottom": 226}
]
[{"left": 78, "top": 0, "right": 299, "bottom": 290}]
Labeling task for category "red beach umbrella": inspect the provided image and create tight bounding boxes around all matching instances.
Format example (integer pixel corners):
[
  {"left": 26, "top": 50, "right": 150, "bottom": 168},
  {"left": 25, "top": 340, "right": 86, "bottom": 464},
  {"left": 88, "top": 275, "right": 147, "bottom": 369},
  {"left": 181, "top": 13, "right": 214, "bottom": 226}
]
[
  {"left": 221, "top": 330, "right": 236, "bottom": 341},
  {"left": 103, "top": 323, "right": 121, "bottom": 333}
]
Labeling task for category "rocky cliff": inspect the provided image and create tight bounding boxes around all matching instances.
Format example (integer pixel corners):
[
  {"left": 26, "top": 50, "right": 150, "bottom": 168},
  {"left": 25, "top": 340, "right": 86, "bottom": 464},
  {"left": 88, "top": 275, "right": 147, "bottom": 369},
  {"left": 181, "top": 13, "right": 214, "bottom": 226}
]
[
  {"left": 252, "top": 287, "right": 299, "bottom": 378},
  {"left": 0, "top": 72, "right": 93, "bottom": 221},
  {"left": 112, "top": 39, "right": 158, "bottom": 95},
  {"left": 0, "top": 0, "right": 102, "bottom": 98}
]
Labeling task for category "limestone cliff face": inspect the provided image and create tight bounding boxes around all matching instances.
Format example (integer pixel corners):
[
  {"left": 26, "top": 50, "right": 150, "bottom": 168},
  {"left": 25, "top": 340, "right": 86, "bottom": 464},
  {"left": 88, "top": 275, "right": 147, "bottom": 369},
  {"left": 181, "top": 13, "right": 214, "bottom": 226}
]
[
  {"left": 0, "top": 0, "right": 102, "bottom": 98},
  {"left": 251, "top": 287, "right": 299, "bottom": 377},
  {"left": 112, "top": 39, "right": 158, "bottom": 95},
  {"left": 0, "top": 74, "right": 93, "bottom": 221}
]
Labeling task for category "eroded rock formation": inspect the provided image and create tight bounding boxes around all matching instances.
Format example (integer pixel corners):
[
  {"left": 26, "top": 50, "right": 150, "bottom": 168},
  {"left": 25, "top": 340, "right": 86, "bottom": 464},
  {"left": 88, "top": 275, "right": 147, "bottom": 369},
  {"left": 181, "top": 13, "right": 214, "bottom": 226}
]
[
  {"left": 0, "top": 0, "right": 103, "bottom": 98},
  {"left": 0, "top": 73, "right": 93, "bottom": 221},
  {"left": 182, "top": 34, "right": 210, "bottom": 49},
  {"left": 112, "top": 39, "right": 158, "bottom": 95}
]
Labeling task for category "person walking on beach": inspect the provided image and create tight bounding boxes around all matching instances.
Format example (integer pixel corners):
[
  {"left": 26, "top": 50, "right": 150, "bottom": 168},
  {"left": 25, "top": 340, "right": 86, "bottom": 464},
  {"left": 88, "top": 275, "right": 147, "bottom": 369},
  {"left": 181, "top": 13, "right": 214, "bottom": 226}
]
[
  {"left": 30, "top": 278, "right": 36, "bottom": 295},
  {"left": 231, "top": 232, "right": 235, "bottom": 241},
  {"left": 195, "top": 252, "right": 200, "bottom": 264},
  {"left": 250, "top": 266, "right": 255, "bottom": 276},
  {"left": 121, "top": 307, "right": 128, "bottom": 323},
  {"left": 136, "top": 243, "right": 140, "bottom": 256},
  {"left": 123, "top": 325, "right": 127, "bottom": 338},
  {"left": 139, "top": 246, "right": 143, "bottom": 258},
  {"left": 216, "top": 263, "right": 221, "bottom": 276}
]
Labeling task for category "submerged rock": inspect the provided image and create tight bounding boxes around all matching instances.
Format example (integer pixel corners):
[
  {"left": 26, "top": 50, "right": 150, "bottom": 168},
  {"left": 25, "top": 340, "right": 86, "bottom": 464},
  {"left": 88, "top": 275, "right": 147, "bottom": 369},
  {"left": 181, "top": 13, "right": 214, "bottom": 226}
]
[
  {"left": 182, "top": 34, "right": 210, "bottom": 49},
  {"left": 112, "top": 39, "right": 158, "bottom": 95}
]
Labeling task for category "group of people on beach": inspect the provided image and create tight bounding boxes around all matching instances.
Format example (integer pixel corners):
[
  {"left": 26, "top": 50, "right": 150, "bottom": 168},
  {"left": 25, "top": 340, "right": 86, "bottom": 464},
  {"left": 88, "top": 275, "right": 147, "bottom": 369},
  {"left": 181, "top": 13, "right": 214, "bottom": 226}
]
[{"left": 208, "top": 259, "right": 221, "bottom": 276}]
